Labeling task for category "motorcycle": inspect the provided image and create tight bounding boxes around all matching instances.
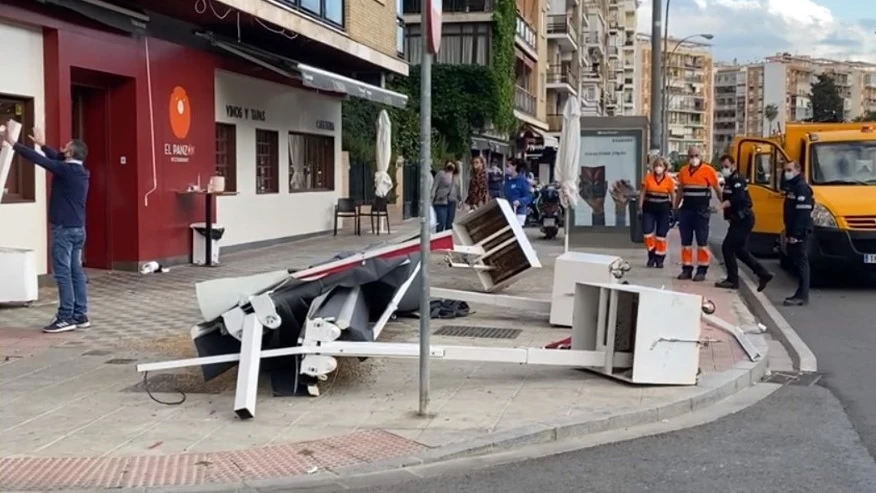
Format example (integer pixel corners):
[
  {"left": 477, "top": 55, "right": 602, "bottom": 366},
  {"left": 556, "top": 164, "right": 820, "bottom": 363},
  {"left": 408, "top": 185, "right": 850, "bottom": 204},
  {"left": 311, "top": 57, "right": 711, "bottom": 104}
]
[
  {"left": 525, "top": 182, "right": 542, "bottom": 227},
  {"left": 538, "top": 183, "right": 564, "bottom": 239}
]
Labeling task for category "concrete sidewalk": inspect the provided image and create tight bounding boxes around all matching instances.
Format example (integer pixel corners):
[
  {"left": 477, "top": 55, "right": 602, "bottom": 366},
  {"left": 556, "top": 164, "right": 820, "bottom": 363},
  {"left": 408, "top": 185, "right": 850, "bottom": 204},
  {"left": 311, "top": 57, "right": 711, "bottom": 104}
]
[{"left": 0, "top": 221, "right": 771, "bottom": 492}]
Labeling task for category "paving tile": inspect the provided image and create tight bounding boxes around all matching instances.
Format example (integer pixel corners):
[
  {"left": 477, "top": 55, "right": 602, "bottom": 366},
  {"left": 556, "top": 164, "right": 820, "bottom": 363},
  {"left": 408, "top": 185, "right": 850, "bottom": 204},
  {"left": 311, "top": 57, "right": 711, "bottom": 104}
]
[{"left": 0, "top": 224, "right": 757, "bottom": 490}]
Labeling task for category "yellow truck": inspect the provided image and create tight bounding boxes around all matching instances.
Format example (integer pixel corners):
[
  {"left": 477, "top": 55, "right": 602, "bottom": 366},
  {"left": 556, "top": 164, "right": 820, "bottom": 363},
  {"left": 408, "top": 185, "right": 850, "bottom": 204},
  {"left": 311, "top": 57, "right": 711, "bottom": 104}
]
[{"left": 733, "top": 122, "right": 876, "bottom": 275}]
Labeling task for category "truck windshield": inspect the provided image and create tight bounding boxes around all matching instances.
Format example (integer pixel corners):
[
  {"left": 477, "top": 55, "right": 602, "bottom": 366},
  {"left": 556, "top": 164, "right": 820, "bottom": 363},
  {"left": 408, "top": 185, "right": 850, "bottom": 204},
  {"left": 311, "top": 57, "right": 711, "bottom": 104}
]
[{"left": 811, "top": 141, "right": 876, "bottom": 185}]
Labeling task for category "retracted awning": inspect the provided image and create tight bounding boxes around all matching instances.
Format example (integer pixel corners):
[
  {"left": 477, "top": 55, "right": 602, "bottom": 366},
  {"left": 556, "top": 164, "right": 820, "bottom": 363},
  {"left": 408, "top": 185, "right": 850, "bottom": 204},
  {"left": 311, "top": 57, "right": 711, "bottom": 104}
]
[
  {"left": 296, "top": 63, "right": 407, "bottom": 109},
  {"left": 521, "top": 125, "right": 559, "bottom": 149},
  {"left": 205, "top": 36, "right": 408, "bottom": 109},
  {"left": 40, "top": 0, "right": 148, "bottom": 35}
]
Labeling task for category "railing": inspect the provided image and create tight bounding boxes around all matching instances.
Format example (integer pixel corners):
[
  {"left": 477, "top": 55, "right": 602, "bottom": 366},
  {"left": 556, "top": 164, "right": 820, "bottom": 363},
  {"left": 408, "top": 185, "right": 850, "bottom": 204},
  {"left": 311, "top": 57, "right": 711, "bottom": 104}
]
[
  {"left": 607, "top": 46, "right": 618, "bottom": 57},
  {"left": 515, "top": 13, "right": 537, "bottom": 51},
  {"left": 547, "top": 64, "right": 577, "bottom": 88},
  {"left": 402, "top": 0, "right": 492, "bottom": 14},
  {"left": 546, "top": 15, "right": 576, "bottom": 41},
  {"left": 585, "top": 33, "right": 601, "bottom": 46},
  {"left": 514, "top": 85, "right": 536, "bottom": 115},
  {"left": 547, "top": 114, "right": 563, "bottom": 132}
]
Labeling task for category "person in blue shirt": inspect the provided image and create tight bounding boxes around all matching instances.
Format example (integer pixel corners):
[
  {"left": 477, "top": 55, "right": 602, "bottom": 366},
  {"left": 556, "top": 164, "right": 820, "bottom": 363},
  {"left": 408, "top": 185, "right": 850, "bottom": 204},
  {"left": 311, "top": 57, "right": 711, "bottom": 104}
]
[
  {"left": 3, "top": 122, "right": 91, "bottom": 333},
  {"left": 503, "top": 158, "right": 532, "bottom": 226}
]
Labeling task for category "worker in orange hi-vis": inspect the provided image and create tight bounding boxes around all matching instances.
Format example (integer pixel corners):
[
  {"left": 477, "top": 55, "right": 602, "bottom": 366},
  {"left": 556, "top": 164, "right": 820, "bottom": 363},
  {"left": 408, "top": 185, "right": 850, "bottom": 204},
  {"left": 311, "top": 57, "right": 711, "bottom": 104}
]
[
  {"left": 672, "top": 146, "right": 724, "bottom": 281},
  {"left": 637, "top": 157, "right": 676, "bottom": 268}
]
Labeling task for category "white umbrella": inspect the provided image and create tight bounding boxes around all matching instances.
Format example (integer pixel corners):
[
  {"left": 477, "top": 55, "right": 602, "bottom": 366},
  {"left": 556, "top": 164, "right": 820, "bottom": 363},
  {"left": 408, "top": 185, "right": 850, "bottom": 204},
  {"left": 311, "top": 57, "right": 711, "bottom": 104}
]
[
  {"left": 554, "top": 97, "right": 580, "bottom": 252},
  {"left": 374, "top": 110, "right": 393, "bottom": 198}
]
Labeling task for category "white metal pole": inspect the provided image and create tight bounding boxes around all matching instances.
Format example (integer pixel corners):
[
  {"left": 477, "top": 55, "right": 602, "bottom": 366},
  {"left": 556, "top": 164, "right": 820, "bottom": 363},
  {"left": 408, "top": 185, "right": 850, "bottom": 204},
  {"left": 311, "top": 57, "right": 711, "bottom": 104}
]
[{"left": 418, "top": 18, "right": 433, "bottom": 417}]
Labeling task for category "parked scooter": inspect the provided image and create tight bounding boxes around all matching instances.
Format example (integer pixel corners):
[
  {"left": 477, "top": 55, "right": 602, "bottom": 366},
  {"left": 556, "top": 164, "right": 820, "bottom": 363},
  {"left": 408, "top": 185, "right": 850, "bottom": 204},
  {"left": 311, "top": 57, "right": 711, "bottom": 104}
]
[{"left": 538, "top": 183, "right": 564, "bottom": 239}]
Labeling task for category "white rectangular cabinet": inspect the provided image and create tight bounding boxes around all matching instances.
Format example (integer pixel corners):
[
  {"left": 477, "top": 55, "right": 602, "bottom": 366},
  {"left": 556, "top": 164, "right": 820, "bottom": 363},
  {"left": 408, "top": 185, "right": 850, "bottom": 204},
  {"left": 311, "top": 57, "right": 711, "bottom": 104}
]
[
  {"left": 550, "top": 252, "right": 622, "bottom": 327},
  {"left": 571, "top": 281, "right": 702, "bottom": 385},
  {"left": 0, "top": 247, "right": 38, "bottom": 304}
]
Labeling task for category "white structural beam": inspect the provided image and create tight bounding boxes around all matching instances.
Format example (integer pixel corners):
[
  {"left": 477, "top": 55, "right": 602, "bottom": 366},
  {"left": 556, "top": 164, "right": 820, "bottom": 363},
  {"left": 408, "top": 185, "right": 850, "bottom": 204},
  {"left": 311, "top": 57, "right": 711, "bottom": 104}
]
[{"left": 233, "top": 313, "right": 263, "bottom": 419}]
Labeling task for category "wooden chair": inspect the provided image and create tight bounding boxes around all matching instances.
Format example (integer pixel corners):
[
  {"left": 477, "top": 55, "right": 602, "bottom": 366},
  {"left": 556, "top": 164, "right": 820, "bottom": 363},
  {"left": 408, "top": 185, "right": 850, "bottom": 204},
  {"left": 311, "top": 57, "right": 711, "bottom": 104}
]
[
  {"left": 361, "top": 196, "right": 391, "bottom": 235},
  {"left": 334, "top": 198, "right": 360, "bottom": 236}
]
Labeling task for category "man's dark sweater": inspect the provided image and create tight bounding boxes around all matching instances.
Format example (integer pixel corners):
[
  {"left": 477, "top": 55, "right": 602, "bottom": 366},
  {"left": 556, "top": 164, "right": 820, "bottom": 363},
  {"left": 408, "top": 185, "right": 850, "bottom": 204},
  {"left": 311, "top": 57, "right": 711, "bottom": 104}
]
[{"left": 13, "top": 143, "right": 89, "bottom": 227}]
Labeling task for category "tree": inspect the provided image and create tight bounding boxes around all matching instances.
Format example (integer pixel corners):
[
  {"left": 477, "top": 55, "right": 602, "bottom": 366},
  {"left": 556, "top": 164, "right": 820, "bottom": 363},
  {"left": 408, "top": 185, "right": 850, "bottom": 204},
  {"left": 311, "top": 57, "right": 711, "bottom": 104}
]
[
  {"left": 853, "top": 111, "right": 876, "bottom": 122},
  {"left": 809, "top": 74, "right": 844, "bottom": 123},
  {"left": 764, "top": 104, "right": 779, "bottom": 134}
]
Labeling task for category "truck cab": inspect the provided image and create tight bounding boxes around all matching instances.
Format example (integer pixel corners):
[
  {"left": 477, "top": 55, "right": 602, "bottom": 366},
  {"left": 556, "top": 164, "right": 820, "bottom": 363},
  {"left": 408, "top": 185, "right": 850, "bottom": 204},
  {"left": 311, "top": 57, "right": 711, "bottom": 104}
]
[{"left": 734, "top": 123, "right": 876, "bottom": 273}]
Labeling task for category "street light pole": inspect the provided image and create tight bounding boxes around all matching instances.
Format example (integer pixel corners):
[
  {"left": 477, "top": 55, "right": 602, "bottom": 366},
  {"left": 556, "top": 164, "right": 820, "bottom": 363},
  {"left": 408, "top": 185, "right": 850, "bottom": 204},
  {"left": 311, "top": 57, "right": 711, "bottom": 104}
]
[{"left": 649, "top": 0, "right": 664, "bottom": 153}]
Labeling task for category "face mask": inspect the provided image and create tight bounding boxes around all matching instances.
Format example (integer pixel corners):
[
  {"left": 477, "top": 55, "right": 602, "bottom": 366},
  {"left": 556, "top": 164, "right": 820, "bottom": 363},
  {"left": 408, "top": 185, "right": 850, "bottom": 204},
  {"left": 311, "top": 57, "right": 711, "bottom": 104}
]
[
  {"left": 689, "top": 157, "right": 701, "bottom": 166},
  {"left": 721, "top": 167, "right": 733, "bottom": 177},
  {"left": 783, "top": 171, "right": 796, "bottom": 181},
  {"left": 653, "top": 166, "right": 665, "bottom": 175}
]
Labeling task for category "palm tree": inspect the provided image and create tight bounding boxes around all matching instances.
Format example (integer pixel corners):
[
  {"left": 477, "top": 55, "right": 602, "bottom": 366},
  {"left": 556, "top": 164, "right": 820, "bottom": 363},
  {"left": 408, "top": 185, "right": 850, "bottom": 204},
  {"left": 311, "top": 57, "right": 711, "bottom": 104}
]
[{"left": 764, "top": 104, "right": 779, "bottom": 135}]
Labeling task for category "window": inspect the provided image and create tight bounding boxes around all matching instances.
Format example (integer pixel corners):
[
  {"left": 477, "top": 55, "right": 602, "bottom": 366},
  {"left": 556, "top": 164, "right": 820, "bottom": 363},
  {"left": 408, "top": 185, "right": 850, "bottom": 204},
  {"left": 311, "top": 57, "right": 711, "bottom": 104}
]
[
  {"left": 0, "top": 96, "right": 35, "bottom": 203},
  {"left": 288, "top": 132, "right": 335, "bottom": 192},
  {"left": 275, "top": 0, "right": 344, "bottom": 28},
  {"left": 405, "top": 23, "right": 491, "bottom": 66},
  {"left": 255, "top": 129, "right": 279, "bottom": 194},
  {"left": 215, "top": 123, "right": 237, "bottom": 192},
  {"left": 396, "top": 0, "right": 404, "bottom": 57}
]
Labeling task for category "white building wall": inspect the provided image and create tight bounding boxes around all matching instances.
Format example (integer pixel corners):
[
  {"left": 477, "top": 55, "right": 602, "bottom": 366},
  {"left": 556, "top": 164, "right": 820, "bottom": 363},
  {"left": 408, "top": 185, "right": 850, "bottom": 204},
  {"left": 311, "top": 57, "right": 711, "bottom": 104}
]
[
  {"left": 762, "top": 62, "right": 786, "bottom": 136},
  {"left": 0, "top": 21, "right": 48, "bottom": 274},
  {"left": 213, "top": 70, "right": 343, "bottom": 247}
]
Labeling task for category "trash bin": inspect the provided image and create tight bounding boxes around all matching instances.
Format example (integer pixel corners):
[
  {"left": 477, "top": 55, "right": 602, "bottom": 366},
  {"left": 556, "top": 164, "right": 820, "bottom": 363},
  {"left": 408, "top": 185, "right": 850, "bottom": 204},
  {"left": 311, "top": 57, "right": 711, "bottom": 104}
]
[
  {"left": 628, "top": 196, "right": 644, "bottom": 244},
  {"left": 190, "top": 222, "right": 226, "bottom": 265}
]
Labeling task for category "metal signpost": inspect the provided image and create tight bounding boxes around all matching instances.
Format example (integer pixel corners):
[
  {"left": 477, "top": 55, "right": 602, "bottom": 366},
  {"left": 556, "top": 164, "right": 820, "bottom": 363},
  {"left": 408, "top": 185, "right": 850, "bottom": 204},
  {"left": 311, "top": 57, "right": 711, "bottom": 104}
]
[{"left": 419, "top": 0, "right": 441, "bottom": 416}]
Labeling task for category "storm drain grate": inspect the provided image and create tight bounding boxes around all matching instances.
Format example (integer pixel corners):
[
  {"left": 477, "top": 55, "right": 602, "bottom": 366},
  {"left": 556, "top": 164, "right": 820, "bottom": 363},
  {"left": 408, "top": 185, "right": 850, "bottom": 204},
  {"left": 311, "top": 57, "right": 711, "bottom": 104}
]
[
  {"left": 434, "top": 325, "right": 521, "bottom": 340},
  {"left": 105, "top": 358, "right": 138, "bottom": 365},
  {"left": 763, "top": 371, "right": 822, "bottom": 387},
  {"left": 82, "top": 350, "right": 112, "bottom": 356}
]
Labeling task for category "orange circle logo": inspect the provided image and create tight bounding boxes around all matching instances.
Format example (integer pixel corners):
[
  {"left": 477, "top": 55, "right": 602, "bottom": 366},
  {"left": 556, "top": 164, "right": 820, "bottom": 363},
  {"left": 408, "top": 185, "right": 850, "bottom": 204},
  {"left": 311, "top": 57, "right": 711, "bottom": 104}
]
[{"left": 169, "top": 86, "right": 191, "bottom": 140}]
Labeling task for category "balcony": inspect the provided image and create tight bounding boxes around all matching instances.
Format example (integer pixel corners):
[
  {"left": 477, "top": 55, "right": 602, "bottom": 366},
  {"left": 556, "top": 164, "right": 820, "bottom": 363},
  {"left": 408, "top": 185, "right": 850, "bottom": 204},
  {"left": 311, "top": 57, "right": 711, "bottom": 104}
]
[
  {"left": 867, "top": 76, "right": 876, "bottom": 88},
  {"left": 546, "top": 15, "right": 577, "bottom": 52},
  {"left": 586, "top": 37, "right": 605, "bottom": 59},
  {"left": 547, "top": 114, "right": 563, "bottom": 132},
  {"left": 402, "top": 0, "right": 492, "bottom": 14},
  {"left": 608, "top": 46, "right": 619, "bottom": 59},
  {"left": 582, "top": 67, "right": 601, "bottom": 81},
  {"left": 514, "top": 85, "right": 536, "bottom": 116},
  {"left": 515, "top": 13, "right": 537, "bottom": 55},
  {"left": 546, "top": 64, "right": 578, "bottom": 93}
]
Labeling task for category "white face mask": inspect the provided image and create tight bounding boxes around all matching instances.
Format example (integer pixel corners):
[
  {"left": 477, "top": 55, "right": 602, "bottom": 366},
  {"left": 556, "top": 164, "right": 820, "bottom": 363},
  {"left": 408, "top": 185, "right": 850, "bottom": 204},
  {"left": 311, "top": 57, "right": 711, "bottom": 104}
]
[
  {"left": 721, "top": 167, "right": 733, "bottom": 177},
  {"left": 689, "top": 157, "right": 701, "bottom": 166},
  {"left": 653, "top": 166, "right": 665, "bottom": 175},
  {"left": 784, "top": 171, "right": 796, "bottom": 181}
]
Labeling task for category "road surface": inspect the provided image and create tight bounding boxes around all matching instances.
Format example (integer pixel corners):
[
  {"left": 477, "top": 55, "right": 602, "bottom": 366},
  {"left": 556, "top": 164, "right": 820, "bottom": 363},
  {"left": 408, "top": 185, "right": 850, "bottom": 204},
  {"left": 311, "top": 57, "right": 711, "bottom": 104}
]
[{"left": 324, "top": 386, "right": 876, "bottom": 493}]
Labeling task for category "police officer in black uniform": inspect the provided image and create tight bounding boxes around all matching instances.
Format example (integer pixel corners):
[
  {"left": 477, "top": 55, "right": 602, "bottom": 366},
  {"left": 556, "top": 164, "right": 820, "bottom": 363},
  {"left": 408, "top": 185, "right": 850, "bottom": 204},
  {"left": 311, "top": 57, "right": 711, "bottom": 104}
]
[
  {"left": 715, "top": 155, "right": 773, "bottom": 291},
  {"left": 782, "top": 160, "right": 814, "bottom": 306}
]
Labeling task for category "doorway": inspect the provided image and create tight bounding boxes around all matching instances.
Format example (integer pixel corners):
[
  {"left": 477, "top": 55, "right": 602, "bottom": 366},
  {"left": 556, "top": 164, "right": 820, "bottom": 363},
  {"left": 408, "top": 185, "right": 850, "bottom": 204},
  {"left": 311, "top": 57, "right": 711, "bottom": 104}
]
[{"left": 71, "top": 84, "right": 111, "bottom": 269}]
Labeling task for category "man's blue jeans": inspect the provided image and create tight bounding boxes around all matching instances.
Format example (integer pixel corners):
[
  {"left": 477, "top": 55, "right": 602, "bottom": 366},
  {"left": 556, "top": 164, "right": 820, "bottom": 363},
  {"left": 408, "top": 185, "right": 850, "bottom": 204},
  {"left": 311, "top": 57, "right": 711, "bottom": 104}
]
[{"left": 51, "top": 225, "right": 88, "bottom": 321}]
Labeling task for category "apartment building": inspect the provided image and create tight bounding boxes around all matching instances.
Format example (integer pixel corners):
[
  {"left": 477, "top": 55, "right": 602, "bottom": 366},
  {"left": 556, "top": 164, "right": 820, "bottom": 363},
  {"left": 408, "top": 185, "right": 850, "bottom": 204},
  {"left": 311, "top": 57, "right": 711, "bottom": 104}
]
[
  {"left": 402, "top": 0, "right": 552, "bottom": 157},
  {"left": 608, "top": 0, "right": 639, "bottom": 116},
  {"left": 713, "top": 63, "right": 748, "bottom": 155},
  {"left": 714, "top": 55, "right": 876, "bottom": 144},
  {"left": 545, "top": 0, "right": 585, "bottom": 134},
  {"left": 636, "top": 34, "right": 714, "bottom": 157},
  {"left": 0, "top": 0, "right": 407, "bottom": 274}
]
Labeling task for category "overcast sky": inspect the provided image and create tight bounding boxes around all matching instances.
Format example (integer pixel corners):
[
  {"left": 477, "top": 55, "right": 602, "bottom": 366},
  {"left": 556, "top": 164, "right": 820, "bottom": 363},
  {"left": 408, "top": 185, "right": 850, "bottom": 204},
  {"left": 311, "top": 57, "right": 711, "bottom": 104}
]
[{"left": 636, "top": 0, "right": 876, "bottom": 64}]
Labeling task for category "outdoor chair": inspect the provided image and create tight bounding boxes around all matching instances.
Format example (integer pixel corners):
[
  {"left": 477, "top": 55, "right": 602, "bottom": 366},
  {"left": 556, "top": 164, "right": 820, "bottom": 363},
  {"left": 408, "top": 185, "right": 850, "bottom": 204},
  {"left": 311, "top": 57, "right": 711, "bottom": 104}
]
[
  {"left": 361, "top": 196, "right": 391, "bottom": 235},
  {"left": 333, "top": 198, "right": 360, "bottom": 236}
]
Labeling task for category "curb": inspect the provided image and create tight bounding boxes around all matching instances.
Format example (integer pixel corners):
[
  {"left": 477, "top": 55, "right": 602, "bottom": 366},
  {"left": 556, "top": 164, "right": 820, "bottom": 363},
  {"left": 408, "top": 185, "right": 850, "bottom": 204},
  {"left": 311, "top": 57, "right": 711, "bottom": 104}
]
[
  {"left": 33, "top": 336, "right": 770, "bottom": 493},
  {"left": 706, "top": 237, "right": 817, "bottom": 374},
  {"left": 735, "top": 267, "right": 817, "bottom": 374}
]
